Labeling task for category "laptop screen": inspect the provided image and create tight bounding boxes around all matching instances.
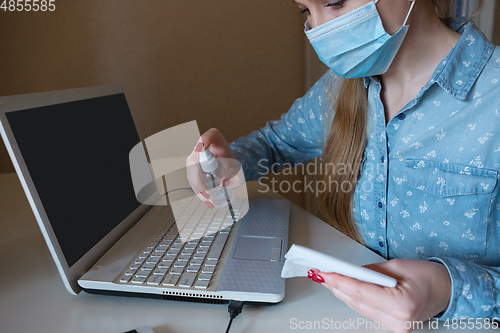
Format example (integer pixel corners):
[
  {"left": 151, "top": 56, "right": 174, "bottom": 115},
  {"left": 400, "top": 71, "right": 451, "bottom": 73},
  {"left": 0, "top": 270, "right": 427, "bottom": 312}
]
[{"left": 6, "top": 93, "right": 141, "bottom": 267}]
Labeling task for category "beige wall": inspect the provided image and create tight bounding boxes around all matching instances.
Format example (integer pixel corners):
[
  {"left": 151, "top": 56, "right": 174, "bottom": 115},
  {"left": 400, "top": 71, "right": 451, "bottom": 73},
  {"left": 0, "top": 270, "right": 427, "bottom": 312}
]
[
  {"left": 0, "top": 1, "right": 307, "bottom": 205},
  {"left": 493, "top": 5, "right": 500, "bottom": 46}
]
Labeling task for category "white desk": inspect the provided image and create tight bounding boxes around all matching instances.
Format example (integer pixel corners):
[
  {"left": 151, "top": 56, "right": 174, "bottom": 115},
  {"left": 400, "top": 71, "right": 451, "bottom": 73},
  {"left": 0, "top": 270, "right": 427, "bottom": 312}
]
[{"left": 0, "top": 173, "right": 484, "bottom": 332}]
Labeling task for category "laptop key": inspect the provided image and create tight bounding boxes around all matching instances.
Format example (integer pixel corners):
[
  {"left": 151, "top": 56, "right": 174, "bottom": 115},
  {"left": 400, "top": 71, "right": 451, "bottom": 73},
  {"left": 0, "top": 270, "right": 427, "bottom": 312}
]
[
  {"left": 169, "top": 267, "right": 184, "bottom": 275},
  {"left": 189, "top": 259, "right": 203, "bottom": 266},
  {"left": 206, "top": 232, "right": 229, "bottom": 260},
  {"left": 124, "top": 269, "right": 136, "bottom": 276},
  {"left": 146, "top": 275, "right": 163, "bottom": 285},
  {"left": 193, "top": 253, "right": 206, "bottom": 260},
  {"left": 186, "top": 265, "right": 200, "bottom": 273},
  {"left": 178, "top": 273, "right": 197, "bottom": 287},
  {"left": 146, "top": 257, "right": 160, "bottom": 265},
  {"left": 162, "top": 274, "right": 179, "bottom": 286},
  {"left": 214, "top": 210, "right": 226, "bottom": 220},
  {"left": 154, "top": 247, "right": 167, "bottom": 253},
  {"left": 140, "top": 264, "right": 156, "bottom": 271},
  {"left": 166, "top": 250, "right": 180, "bottom": 256},
  {"left": 174, "top": 261, "right": 187, "bottom": 268},
  {"left": 131, "top": 276, "right": 147, "bottom": 284},
  {"left": 181, "top": 249, "right": 194, "bottom": 255},
  {"left": 130, "top": 264, "right": 141, "bottom": 270},
  {"left": 157, "top": 262, "right": 172, "bottom": 269},
  {"left": 204, "top": 259, "right": 218, "bottom": 267},
  {"left": 194, "top": 280, "right": 209, "bottom": 289},
  {"left": 120, "top": 275, "right": 132, "bottom": 283},
  {"left": 198, "top": 273, "right": 212, "bottom": 281},
  {"left": 143, "top": 247, "right": 154, "bottom": 254},
  {"left": 134, "top": 257, "right": 146, "bottom": 264},
  {"left": 153, "top": 268, "right": 168, "bottom": 275},
  {"left": 133, "top": 271, "right": 149, "bottom": 279},
  {"left": 201, "top": 266, "right": 215, "bottom": 274}
]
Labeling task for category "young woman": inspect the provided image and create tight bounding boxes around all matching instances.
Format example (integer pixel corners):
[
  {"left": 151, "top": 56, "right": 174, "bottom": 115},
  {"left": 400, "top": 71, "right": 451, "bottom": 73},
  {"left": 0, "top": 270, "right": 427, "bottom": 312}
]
[{"left": 187, "top": 1, "right": 499, "bottom": 331}]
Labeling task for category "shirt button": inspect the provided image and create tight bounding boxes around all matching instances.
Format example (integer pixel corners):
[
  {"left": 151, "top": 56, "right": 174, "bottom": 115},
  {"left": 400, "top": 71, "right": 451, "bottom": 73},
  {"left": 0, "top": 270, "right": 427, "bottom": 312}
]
[
  {"left": 397, "top": 114, "right": 406, "bottom": 120},
  {"left": 378, "top": 201, "right": 383, "bottom": 208},
  {"left": 378, "top": 241, "right": 384, "bottom": 248},
  {"left": 381, "top": 156, "right": 384, "bottom": 163}
]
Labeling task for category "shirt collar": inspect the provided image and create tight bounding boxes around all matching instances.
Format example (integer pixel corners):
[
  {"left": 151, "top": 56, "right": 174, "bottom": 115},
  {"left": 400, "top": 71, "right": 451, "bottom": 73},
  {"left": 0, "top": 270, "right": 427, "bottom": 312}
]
[
  {"left": 432, "top": 22, "right": 495, "bottom": 101},
  {"left": 363, "top": 22, "right": 495, "bottom": 101}
]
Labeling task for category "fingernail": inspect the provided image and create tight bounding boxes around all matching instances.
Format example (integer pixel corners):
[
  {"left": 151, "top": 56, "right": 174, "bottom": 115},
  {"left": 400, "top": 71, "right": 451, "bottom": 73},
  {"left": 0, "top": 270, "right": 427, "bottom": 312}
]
[
  {"left": 308, "top": 272, "right": 325, "bottom": 284},
  {"left": 221, "top": 179, "right": 229, "bottom": 188},
  {"left": 204, "top": 200, "right": 214, "bottom": 209},
  {"left": 201, "top": 191, "right": 210, "bottom": 199},
  {"left": 195, "top": 142, "right": 204, "bottom": 153}
]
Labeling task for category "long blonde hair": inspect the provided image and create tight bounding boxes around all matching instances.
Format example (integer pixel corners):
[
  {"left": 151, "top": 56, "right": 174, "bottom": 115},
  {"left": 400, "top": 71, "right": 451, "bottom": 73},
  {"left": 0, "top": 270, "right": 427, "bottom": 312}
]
[{"left": 318, "top": 0, "right": 483, "bottom": 243}]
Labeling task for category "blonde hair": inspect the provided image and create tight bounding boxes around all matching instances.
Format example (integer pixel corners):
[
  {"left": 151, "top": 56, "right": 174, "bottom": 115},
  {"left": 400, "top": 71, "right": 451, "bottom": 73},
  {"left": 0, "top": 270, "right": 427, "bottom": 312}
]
[{"left": 318, "top": 0, "right": 483, "bottom": 243}]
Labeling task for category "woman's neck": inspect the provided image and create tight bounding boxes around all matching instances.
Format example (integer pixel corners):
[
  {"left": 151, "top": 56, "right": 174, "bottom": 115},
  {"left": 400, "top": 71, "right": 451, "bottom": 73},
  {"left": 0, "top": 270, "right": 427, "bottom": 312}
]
[{"left": 380, "top": 2, "right": 461, "bottom": 123}]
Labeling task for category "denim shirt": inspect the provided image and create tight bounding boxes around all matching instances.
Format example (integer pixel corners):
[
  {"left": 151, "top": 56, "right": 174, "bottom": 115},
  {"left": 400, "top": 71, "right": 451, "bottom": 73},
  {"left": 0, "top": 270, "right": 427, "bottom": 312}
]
[{"left": 229, "top": 22, "right": 500, "bottom": 321}]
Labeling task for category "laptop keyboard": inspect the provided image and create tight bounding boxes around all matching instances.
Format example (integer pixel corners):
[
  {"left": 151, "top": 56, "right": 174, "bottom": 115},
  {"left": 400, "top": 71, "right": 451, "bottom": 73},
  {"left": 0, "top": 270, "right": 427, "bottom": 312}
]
[{"left": 118, "top": 196, "right": 245, "bottom": 289}]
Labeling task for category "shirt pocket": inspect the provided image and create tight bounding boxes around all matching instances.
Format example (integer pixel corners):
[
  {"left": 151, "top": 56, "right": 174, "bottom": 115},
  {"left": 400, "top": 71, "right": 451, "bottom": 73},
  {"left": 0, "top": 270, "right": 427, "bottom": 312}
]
[{"left": 399, "top": 159, "right": 497, "bottom": 259}]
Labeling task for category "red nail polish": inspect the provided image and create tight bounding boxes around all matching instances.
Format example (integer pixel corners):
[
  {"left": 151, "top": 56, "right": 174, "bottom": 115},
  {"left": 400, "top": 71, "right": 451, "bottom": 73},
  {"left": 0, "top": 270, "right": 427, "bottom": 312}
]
[
  {"left": 201, "top": 191, "right": 210, "bottom": 199},
  {"left": 308, "top": 269, "right": 315, "bottom": 278},
  {"left": 204, "top": 200, "right": 214, "bottom": 209},
  {"left": 308, "top": 273, "right": 325, "bottom": 284},
  {"left": 195, "top": 142, "right": 204, "bottom": 153}
]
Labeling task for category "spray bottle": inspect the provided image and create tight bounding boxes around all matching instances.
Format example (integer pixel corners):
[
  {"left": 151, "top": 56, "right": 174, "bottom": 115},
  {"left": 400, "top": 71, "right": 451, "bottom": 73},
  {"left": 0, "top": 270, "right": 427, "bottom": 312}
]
[{"left": 198, "top": 148, "right": 236, "bottom": 220}]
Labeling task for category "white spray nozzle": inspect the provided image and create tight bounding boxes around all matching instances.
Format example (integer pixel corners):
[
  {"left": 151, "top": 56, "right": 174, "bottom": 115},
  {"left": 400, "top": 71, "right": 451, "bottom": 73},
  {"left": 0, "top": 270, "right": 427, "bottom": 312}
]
[{"left": 199, "top": 148, "right": 218, "bottom": 173}]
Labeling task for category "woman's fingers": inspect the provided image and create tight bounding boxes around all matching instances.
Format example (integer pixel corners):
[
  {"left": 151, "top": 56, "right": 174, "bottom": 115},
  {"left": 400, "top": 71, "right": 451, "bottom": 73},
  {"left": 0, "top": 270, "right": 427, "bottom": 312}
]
[
  {"left": 330, "top": 288, "right": 414, "bottom": 333},
  {"left": 219, "top": 158, "right": 244, "bottom": 188},
  {"left": 187, "top": 128, "right": 239, "bottom": 206},
  {"left": 186, "top": 151, "right": 209, "bottom": 194},
  {"left": 199, "top": 128, "right": 234, "bottom": 156},
  {"left": 315, "top": 270, "right": 402, "bottom": 316}
]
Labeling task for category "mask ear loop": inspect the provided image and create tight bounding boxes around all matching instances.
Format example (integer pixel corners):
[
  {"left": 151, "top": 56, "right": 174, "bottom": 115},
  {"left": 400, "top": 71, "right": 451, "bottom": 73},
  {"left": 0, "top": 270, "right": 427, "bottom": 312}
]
[
  {"left": 403, "top": 1, "right": 416, "bottom": 26},
  {"left": 375, "top": 0, "right": 415, "bottom": 26}
]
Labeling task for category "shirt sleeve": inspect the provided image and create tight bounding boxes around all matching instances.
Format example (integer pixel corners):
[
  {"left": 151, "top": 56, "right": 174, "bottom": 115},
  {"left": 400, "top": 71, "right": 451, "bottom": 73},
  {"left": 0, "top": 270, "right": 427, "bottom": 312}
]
[
  {"left": 229, "top": 70, "right": 336, "bottom": 182},
  {"left": 427, "top": 256, "right": 498, "bottom": 321}
]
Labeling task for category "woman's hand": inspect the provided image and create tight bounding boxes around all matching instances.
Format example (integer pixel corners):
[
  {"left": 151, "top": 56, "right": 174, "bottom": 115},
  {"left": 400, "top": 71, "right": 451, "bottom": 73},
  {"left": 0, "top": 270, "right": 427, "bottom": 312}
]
[
  {"left": 186, "top": 128, "right": 244, "bottom": 208},
  {"left": 309, "top": 259, "right": 452, "bottom": 333}
]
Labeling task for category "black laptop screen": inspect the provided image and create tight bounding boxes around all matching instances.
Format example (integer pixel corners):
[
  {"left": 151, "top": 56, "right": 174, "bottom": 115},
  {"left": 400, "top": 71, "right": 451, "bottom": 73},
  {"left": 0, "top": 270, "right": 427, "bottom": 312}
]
[{"left": 6, "top": 93, "right": 142, "bottom": 267}]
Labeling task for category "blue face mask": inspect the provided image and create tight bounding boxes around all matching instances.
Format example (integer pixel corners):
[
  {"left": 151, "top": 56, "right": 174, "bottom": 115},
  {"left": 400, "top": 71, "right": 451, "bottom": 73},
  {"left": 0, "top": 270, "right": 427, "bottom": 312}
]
[{"left": 305, "top": 0, "right": 415, "bottom": 79}]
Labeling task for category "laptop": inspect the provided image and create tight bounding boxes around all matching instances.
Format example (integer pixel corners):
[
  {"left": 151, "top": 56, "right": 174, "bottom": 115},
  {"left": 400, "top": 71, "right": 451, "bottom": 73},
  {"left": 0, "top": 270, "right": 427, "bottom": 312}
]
[{"left": 0, "top": 85, "right": 289, "bottom": 304}]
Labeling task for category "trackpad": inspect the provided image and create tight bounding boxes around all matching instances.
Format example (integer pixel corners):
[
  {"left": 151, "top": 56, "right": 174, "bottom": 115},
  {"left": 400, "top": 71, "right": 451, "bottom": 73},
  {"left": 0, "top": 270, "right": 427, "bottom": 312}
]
[{"left": 232, "top": 236, "right": 282, "bottom": 261}]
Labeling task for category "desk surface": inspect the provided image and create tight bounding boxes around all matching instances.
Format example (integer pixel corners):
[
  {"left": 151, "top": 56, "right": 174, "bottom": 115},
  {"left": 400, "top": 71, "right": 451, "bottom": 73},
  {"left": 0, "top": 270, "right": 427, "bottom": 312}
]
[{"left": 0, "top": 173, "right": 483, "bottom": 333}]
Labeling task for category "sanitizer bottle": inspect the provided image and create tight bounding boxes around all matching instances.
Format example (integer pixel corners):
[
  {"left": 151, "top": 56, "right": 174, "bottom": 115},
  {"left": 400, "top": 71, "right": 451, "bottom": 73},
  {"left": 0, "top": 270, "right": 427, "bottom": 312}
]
[{"left": 198, "top": 148, "right": 234, "bottom": 210}]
